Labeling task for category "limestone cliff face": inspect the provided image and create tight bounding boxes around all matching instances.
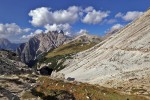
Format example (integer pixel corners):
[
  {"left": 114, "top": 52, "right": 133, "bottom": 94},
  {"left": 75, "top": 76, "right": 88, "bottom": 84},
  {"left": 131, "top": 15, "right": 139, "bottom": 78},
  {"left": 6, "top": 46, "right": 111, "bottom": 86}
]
[
  {"left": 60, "top": 9, "right": 150, "bottom": 89},
  {"left": 16, "top": 31, "right": 69, "bottom": 65}
]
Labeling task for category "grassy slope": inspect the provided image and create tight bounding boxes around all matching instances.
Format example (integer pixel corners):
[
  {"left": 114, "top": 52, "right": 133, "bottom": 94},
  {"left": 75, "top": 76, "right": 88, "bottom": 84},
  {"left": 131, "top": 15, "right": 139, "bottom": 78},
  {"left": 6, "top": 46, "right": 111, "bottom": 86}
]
[
  {"left": 46, "top": 41, "right": 96, "bottom": 58},
  {"left": 28, "top": 76, "right": 148, "bottom": 100},
  {"left": 35, "top": 41, "right": 97, "bottom": 71}
]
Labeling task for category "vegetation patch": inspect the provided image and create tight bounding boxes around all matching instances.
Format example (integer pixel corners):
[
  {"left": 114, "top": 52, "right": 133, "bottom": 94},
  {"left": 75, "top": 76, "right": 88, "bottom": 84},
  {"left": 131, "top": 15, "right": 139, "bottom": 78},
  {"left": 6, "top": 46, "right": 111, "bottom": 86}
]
[
  {"left": 33, "top": 41, "right": 97, "bottom": 71},
  {"left": 46, "top": 41, "right": 96, "bottom": 58},
  {"left": 31, "top": 76, "right": 148, "bottom": 100},
  {"left": 22, "top": 91, "right": 36, "bottom": 99}
]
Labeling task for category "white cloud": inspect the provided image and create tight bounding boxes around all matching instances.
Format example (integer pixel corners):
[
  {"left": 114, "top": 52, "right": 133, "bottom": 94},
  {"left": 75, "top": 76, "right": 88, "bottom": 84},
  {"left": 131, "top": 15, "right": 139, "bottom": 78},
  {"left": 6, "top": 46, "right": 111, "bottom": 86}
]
[
  {"left": 22, "top": 29, "right": 43, "bottom": 39},
  {"left": 84, "top": 6, "right": 94, "bottom": 12},
  {"left": 82, "top": 9, "right": 109, "bottom": 24},
  {"left": 77, "top": 29, "right": 89, "bottom": 35},
  {"left": 44, "top": 23, "right": 71, "bottom": 32},
  {"left": 115, "top": 11, "right": 143, "bottom": 21},
  {"left": 107, "top": 19, "right": 117, "bottom": 24},
  {"left": 23, "top": 28, "right": 31, "bottom": 32},
  {"left": 123, "top": 11, "right": 143, "bottom": 21},
  {"left": 0, "top": 23, "right": 31, "bottom": 38},
  {"left": 115, "top": 12, "right": 123, "bottom": 18},
  {"left": 108, "top": 24, "right": 123, "bottom": 33},
  {"left": 29, "top": 6, "right": 81, "bottom": 27},
  {"left": 29, "top": 6, "right": 110, "bottom": 26},
  {"left": 65, "top": 31, "right": 71, "bottom": 36},
  {"left": 29, "top": 7, "right": 52, "bottom": 27}
]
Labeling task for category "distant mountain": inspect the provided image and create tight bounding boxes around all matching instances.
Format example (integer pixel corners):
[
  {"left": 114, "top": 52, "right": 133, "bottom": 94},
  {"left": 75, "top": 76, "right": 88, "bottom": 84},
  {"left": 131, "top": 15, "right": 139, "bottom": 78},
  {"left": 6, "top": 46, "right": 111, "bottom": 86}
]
[
  {"left": 16, "top": 31, "right": 71, "bottom": 65},
  {"left": 0, "top": 38, "right": 19, "bottom": 51},
  {"left": 65, "top": 32, "right": 102, "bottom": 44},
  {"left": 102, "top": 29, "right": 120, "bottom": 40}
]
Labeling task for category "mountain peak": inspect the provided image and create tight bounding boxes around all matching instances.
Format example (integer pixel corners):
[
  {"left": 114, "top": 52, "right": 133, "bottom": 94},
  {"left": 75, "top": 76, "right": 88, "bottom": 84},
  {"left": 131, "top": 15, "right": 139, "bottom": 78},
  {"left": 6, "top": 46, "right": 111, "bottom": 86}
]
[
  {"left": 16, "top": 30, "right": 69, "bottom": 65},
  {"left": 59, "top": 30, "right": 64, "bottom": 34},
  {"left": 0, "top": 38, "right": 11, "bottom": 44},
  {"left": 0, "top": 38, "right": 19, "bottom": 51}
]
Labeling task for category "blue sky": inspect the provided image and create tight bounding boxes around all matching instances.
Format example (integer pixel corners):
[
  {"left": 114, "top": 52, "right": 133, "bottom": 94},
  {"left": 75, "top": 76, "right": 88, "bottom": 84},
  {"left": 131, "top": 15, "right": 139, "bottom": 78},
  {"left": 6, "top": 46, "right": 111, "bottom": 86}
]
[{"left": 0, "top": 0, "right": 150, "bottom": 43}]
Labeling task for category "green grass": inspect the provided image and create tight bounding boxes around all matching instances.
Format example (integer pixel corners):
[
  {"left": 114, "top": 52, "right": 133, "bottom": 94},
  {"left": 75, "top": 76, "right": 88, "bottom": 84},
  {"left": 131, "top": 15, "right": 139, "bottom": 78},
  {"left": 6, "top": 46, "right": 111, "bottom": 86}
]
[{"left": 46, "top": 41, "right": 96, "bottom": 58}]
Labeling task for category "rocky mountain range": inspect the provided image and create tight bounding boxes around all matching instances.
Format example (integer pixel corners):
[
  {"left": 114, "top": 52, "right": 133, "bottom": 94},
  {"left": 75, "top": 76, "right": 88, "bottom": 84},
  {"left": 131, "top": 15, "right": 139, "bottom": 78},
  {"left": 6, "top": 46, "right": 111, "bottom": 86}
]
[
  {"left": 60, "top": 9, "right": 150, "bottom": 96},
  {"left": 16, "top": 30, "right": 102, "bottom": 66},
  {"left": 0, "top": 38, "right": 19, "bottom": 51},
  {"left": 16, "top": 31, "right": 71, "bottom": 65}
]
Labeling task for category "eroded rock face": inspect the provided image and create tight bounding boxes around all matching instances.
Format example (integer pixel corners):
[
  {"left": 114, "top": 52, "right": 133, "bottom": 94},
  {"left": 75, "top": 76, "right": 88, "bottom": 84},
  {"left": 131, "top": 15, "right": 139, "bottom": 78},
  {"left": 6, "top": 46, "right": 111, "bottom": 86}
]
[
  {"left": 60, "top": 9, "right": 150, "bottom": 92},
  {"left": 64, "top": 32, "right": 102, "bottom": 44},
  {"left": 51, "top": 71, "right": 65, "bottom": 79},
  {"left": 0, "top": 74, "right": 38, "bottom": 100},
  {"left": 16, "top": 31, "right": 70, "bottom": 65},
  {"left": 0, "top": 49, "right": 31, "bottom": 75}
]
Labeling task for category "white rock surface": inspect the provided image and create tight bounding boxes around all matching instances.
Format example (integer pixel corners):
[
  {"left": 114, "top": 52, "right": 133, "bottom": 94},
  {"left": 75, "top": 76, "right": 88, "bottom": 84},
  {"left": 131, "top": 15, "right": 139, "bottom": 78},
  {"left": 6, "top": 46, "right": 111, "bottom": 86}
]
[{"left": 60, "top": 9, "right": 150, "bottom": 89}]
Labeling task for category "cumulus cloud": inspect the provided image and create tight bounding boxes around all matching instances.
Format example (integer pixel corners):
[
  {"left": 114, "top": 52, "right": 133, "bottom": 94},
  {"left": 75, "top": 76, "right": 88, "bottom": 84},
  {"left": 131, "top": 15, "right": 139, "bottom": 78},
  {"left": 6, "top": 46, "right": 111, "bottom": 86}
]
[
  {"left": 107, "top": 19, "right": 117, "bottom": 24},
  {"left": 29, "top": 6, "right": 81, "bottom": 27},
  {"left": 123, "top": 11, "right": 143, "bottom": 21},
  {"left": 84, "top": 6, "right": 94, "bottom": 12},
  {"left": 44, "top": 24, "right": 71, "bottom": 35},
  {"left": 82, "top": 9, "right": 109, "bottom": 24},
  {"left": 108, "top": 24, "right": 123, "bottom": 33},
  {"left": 0, "top": 23, "right": 31, "bottom": 38},
  {"left": 27, "top": 6, "right": 111, "bottom": 39},
  {"left": 115, "top": 11, "right": 143, "bottom": 21},
  {"left": 29, "top": 6, "right": 110, "bottom": 26},
  {"left": 77, "top": 29, "right": 89, "bottom": 35},
  {"left": 22, "top": 23, "right": 71, "bottom": 39},
  {"left": 44, "top": 23, "right": 71, "bottom": 32},
  {"left": 22, "top": 29, "right": 43, "bottom": 39},
  {"left": 115, "top": 12, "right": 123, "bottom": 18}
]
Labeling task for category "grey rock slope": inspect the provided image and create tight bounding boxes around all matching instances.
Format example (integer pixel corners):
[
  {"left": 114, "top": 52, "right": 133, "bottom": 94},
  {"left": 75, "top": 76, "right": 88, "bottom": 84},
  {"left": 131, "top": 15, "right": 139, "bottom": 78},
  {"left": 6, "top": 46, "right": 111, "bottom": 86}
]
[
  {"left": 0, "top": 38, "right": 19, "bottom": 51},
  {"left": 0, "top": 49, "right": 31, "bottom": 75},
  {"left": 16, "top": 31, "right": 70, "bottom": 65},
  {"left": 60, "top": 9, "right": 150, "bottom": 92},
  {"left": 65, "top": 32, "right": 102, "bottom": 44}
]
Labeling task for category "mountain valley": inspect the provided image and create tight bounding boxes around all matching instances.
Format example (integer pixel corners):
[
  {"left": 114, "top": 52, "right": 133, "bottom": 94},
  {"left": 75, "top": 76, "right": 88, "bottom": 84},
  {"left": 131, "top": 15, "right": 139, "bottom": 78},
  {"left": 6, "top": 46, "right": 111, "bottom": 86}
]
[{"left": 0, "top": 6, "right": 150, "bottom": 100}]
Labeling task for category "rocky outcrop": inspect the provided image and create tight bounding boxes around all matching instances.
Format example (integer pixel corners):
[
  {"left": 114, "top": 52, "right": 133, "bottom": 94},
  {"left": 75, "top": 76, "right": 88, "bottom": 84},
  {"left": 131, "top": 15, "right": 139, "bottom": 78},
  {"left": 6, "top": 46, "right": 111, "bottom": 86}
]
[
  {"left": 0, "top": 74, "right": 38, "bottom": 100},
  {"left": 102, "top": 29, "right": 120, "bottom": 40},
  {"left": 65, "top": 32, "right": 102, "bottom": 44},
  {"left": 60, "top": 9, "right": 150, "bottom": 94},
  {"left": 51, "top": 71, "right": 65, "bottom": 79},
  {"left": 16, "top": 31, "right": 70, "bottom": 65},
  {"left": 0, "top": 38, "right": 19, "bottom": 51},
  {"left": 0, "top": 49, "right": 31, "bottom": 75}
]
